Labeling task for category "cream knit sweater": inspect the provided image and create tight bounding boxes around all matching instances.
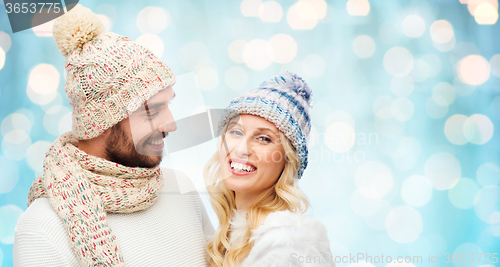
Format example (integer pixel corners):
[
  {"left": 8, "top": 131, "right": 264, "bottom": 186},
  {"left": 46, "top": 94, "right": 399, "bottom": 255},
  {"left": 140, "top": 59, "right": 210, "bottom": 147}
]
[{"left": 13, "top": 168, "right": 214, "bottom": 267}]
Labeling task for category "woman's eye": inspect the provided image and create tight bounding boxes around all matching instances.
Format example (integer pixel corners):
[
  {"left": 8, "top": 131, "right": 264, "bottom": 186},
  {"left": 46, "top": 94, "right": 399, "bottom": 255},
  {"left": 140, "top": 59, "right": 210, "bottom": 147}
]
[{"left": 229, "top": 130, "right": 243, "bottom": 136}]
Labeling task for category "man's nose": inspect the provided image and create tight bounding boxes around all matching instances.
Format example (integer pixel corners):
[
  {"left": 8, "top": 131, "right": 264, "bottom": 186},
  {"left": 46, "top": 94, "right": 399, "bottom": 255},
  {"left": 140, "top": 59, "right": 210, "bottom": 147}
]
[{"left": 159, "top": 109, "right": 177, "bottom": 135}]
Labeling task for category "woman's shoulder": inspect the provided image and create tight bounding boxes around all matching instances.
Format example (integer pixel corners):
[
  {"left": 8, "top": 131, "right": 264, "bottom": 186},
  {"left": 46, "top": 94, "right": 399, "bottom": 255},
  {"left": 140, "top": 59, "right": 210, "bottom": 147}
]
[
  {"left": 243, "top": 210, "right": 334, "bottom": 267},
  {"left": 251, "top": 210, "right": 329, "bottom": 245}
]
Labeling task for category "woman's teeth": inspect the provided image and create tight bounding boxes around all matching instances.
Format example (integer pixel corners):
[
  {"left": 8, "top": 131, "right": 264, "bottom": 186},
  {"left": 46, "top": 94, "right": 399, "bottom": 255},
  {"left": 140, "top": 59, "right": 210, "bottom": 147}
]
[{"left": 230, "top": 162, "right": 256, "bottom": 172}]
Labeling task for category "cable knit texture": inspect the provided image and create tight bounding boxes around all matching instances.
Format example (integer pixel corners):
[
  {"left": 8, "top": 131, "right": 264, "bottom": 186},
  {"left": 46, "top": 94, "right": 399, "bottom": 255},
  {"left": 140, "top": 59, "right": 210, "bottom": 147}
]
[
  {"left": 53, "top": 4, "right": 176, "bottom": 140},
  {"left": 27, "top": 132, "right": 164, "bottom": 267},
  {"left": 15, "top": 168, "right": 214, "bottom": 267},
  {"left": 229, "top": 210, "right": 335, "bottom": 267},
  {"left": 218, "top": 72, "right": 312, "bottom": 179}
]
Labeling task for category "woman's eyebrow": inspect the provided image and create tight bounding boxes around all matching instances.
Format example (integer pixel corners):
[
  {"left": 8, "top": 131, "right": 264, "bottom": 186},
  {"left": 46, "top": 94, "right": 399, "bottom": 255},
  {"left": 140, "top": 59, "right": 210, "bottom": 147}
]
[
  {"left": 254, "top": 127, "right": 279, "bottom": 137},
  {"left": 227, "top": 121, "right": 242, "bottom": 128}
]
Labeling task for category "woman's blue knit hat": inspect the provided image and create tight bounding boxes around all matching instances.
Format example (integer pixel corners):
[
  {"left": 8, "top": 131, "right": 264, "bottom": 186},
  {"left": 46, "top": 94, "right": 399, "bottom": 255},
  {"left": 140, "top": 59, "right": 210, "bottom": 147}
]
[{"left": 218, "top": 72, "right": 313, "bottom": 179}]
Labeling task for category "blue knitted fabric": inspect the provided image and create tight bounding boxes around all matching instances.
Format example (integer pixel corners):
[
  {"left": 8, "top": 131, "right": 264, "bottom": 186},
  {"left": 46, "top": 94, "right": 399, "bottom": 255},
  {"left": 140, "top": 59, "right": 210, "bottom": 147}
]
[{"left": 218, "top": 72, "right": 313, "bottom": 179}]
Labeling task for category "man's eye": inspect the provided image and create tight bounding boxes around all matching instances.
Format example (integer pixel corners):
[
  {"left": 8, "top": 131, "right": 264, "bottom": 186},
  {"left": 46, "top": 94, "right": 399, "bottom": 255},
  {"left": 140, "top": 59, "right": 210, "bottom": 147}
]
[{"left": 145, "top": 111, "right": 159, "bottom": 117}]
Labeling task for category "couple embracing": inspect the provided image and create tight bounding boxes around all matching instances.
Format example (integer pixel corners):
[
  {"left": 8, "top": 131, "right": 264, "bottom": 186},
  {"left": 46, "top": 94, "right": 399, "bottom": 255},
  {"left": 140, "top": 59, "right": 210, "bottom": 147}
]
[{"left": 13, "top": 5, "right": 335, "bottom": 267}]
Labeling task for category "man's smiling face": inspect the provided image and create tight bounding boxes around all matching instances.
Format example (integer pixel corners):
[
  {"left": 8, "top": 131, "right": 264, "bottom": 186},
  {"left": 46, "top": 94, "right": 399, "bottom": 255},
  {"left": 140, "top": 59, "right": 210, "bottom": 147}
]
[{"left": 105, "top": 86, "right": 177, "bottom": 168}]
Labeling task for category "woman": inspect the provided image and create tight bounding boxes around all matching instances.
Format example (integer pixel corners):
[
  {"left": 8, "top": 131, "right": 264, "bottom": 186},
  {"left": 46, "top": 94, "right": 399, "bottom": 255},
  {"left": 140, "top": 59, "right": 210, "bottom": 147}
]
[{"left": 204, "top": 72, "right": 335, "bottom": 266}]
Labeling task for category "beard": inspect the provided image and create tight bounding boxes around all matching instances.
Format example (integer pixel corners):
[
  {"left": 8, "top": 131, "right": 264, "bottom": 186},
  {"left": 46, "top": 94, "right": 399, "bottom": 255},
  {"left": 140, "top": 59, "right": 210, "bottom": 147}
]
[{"left": 104, "top": 122, "right": 163, "bottom": 168}]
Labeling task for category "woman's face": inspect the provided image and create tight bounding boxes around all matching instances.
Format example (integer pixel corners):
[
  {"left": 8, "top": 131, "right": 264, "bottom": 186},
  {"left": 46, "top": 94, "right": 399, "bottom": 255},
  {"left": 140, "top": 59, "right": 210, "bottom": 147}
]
[{"left": 219, "top": 114, "right": 286, "bottom": 195}]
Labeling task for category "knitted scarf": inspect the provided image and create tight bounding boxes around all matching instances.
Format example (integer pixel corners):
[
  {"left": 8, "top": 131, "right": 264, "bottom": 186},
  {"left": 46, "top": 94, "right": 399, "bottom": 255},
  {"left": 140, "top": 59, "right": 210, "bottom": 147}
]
[{"left": 28, "top": 132, "right": 164, "bottom": 267}]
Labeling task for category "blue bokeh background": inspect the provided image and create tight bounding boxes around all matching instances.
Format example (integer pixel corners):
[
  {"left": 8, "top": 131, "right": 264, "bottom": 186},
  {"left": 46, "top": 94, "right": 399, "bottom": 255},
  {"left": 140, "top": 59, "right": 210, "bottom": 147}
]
[{"left": 1, "top": 0, "right": 500, "bottom": 266}]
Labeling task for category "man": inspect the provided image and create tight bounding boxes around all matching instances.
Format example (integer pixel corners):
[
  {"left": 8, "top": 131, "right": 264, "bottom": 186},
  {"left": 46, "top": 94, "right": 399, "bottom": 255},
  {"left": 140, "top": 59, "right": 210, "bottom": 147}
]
[{"left": 13, "top": 4, "right": 214, "bottom": 267}]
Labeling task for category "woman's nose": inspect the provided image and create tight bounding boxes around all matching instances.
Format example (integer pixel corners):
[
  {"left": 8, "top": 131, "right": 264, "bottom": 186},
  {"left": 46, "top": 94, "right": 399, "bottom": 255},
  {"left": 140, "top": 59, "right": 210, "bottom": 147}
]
[{"left": 233, "top": 137, "right": 251, "bottom": 157}]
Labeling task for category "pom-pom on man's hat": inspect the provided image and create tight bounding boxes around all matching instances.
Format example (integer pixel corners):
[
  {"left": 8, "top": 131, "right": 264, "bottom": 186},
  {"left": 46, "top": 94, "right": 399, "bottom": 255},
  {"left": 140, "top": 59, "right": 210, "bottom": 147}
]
[
  {"left": 53, "top": 4, "right": 176, "bottom": 140},
  {"left": 218, "top": 72, "right": 313, "bottom": 179}
]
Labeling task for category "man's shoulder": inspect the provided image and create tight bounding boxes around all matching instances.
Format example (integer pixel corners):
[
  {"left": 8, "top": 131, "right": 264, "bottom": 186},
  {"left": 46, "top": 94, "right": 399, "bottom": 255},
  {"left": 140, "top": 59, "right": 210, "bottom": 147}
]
[
  {"left": 15, "top": 198, "right": 65, "bottom": 236},
  {"left": 160, "top": 167, "right": 199, "bottom": 195}
]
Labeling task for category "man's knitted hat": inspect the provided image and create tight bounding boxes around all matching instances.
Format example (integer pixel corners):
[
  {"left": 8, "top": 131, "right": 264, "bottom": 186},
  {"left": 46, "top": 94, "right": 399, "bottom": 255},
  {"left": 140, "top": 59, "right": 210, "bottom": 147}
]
[
  {"left": 218, "top": 72, "right": 313, "bottom": 179},
  {"left": 53, "top": 4, "right": 176, "bottom": 140}
]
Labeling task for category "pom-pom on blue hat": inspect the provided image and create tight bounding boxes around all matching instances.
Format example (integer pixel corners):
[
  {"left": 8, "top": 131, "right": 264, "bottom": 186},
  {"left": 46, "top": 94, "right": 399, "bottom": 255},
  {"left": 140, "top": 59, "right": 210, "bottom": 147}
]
[{"left": 218, "top": 72, "right": 313, "bottom": 179}]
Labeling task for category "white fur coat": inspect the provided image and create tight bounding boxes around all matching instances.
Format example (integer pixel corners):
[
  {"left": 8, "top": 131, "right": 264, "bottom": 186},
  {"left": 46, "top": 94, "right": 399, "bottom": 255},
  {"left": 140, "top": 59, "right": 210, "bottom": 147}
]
[{"left": 228, "top": 210, "right": 336, "bottom": 267}]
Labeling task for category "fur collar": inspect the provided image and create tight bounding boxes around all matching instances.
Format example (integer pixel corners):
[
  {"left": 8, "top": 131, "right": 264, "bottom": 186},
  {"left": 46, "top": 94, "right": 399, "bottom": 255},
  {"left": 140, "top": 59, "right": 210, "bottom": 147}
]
[{"left": 227, "top": 209, "right": 334, "bottom": 266}]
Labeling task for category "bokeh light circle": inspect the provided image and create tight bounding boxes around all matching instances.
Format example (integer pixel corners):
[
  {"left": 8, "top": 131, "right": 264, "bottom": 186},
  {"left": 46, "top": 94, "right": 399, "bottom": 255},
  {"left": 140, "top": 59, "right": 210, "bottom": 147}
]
[
  {"left": 136, "top": 6, "right": 171, "bottom": 34},
  {"left": 474, "top": 3, "right": 499, "bottom": 25},
  {"left": 457, "top": 55, "right": 491, "bottom": 86},
  {"left": 432, "top": 82, "right": 455, "bottom": 106},
  {"left": 258, "top": 1, "right": 283, "bottom": 22},
  {"left": 27, "top": 141, "right": 52, "bottom": 176},
  {"left": 474, "top": 185, "right": 500, "bottom": 224},
  {"left": 490, "top": 54, "right": 500, "bottom": 77},
  {"left": 355, "top": 161, "right": 393, "bottom": 198},
  {"left": 386, "top": 206, "right": 423, "bottom": 244},
  {"left": 269, "top": 34, "right": 297, "bottom": 64},
  {"left": 28, "top": 64, "right": 59, "bottom": 95},
  {"left": 0, "top": 204, "right": 24, "bottom": 244},
  {"left": 468, "top": 0, "right": 499, "bottom": 15},
  {"left": 287, "top": 2, "right": 319, "bottom": 30},
  {"left": 444, "top": 114, "right": 469, "bottom": 145},
  {"left": 1, "top": 130, "right": 32, "bottom": 161},
  {"left": 463, "top": 114, "right": 494, "bottom": 145},
  {"left": 383, "top": 47, "right": 414, "bottom": 77},
  {"left": 430, "top": 20, "right": 454, "bottom": 44},
  {"left": 0, "top": 31, "right": 11, "bottom": 53},
  {"left": 0, "top": 47, "right": 5, "bottom": 70},
  {"left": 346, "top": 0, "right": 370, "bottom": 16},
  {"left": 352, "top": 35, "right": 376, "bottom": 58},
  {"left": 195, "top": 68, "right": 219, "bottom": 91},
  {"left": 401, "top": 175, "right": 433, "bottom": 207},
  {"left": 424, "top": 152, "right": 461, "bottom": 190},
  {"left": 136, "top": 34, "right": 164, "bottom": 57},
  {"left": 324, "top": 122, "right": 356, "bottom": 153},
  {"left": 241, "top": 0, "right": 263, "bottom": 17},
  {"left": 476, "top": 162, "right": 500, "bottom": 187},
  {"left": 243, "top": 39, "right": 273, "bottom": 70},
  {"left": 43, "top": 106, "right": 71, "bottom": 136},
  {"left": 401, "top": 15, "right": 426, "bottom": 38},
  {"left": 324, "top": 110, "right": 356, "bottom": 128},
  {"left": 97, "top": 14, "right": 113, "bottom": 32},
  {"left": 1, "top": 112, "right": 32, "bottom": 137},
  {"left": 0, "top": 156, "right": 19, "bottom": 194}
]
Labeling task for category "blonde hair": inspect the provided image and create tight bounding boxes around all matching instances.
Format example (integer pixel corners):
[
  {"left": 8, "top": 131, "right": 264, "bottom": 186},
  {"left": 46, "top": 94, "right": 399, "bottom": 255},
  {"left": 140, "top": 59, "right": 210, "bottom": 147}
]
[{"left": 204, "top": 122, "right": 310, "bottom": 267}]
